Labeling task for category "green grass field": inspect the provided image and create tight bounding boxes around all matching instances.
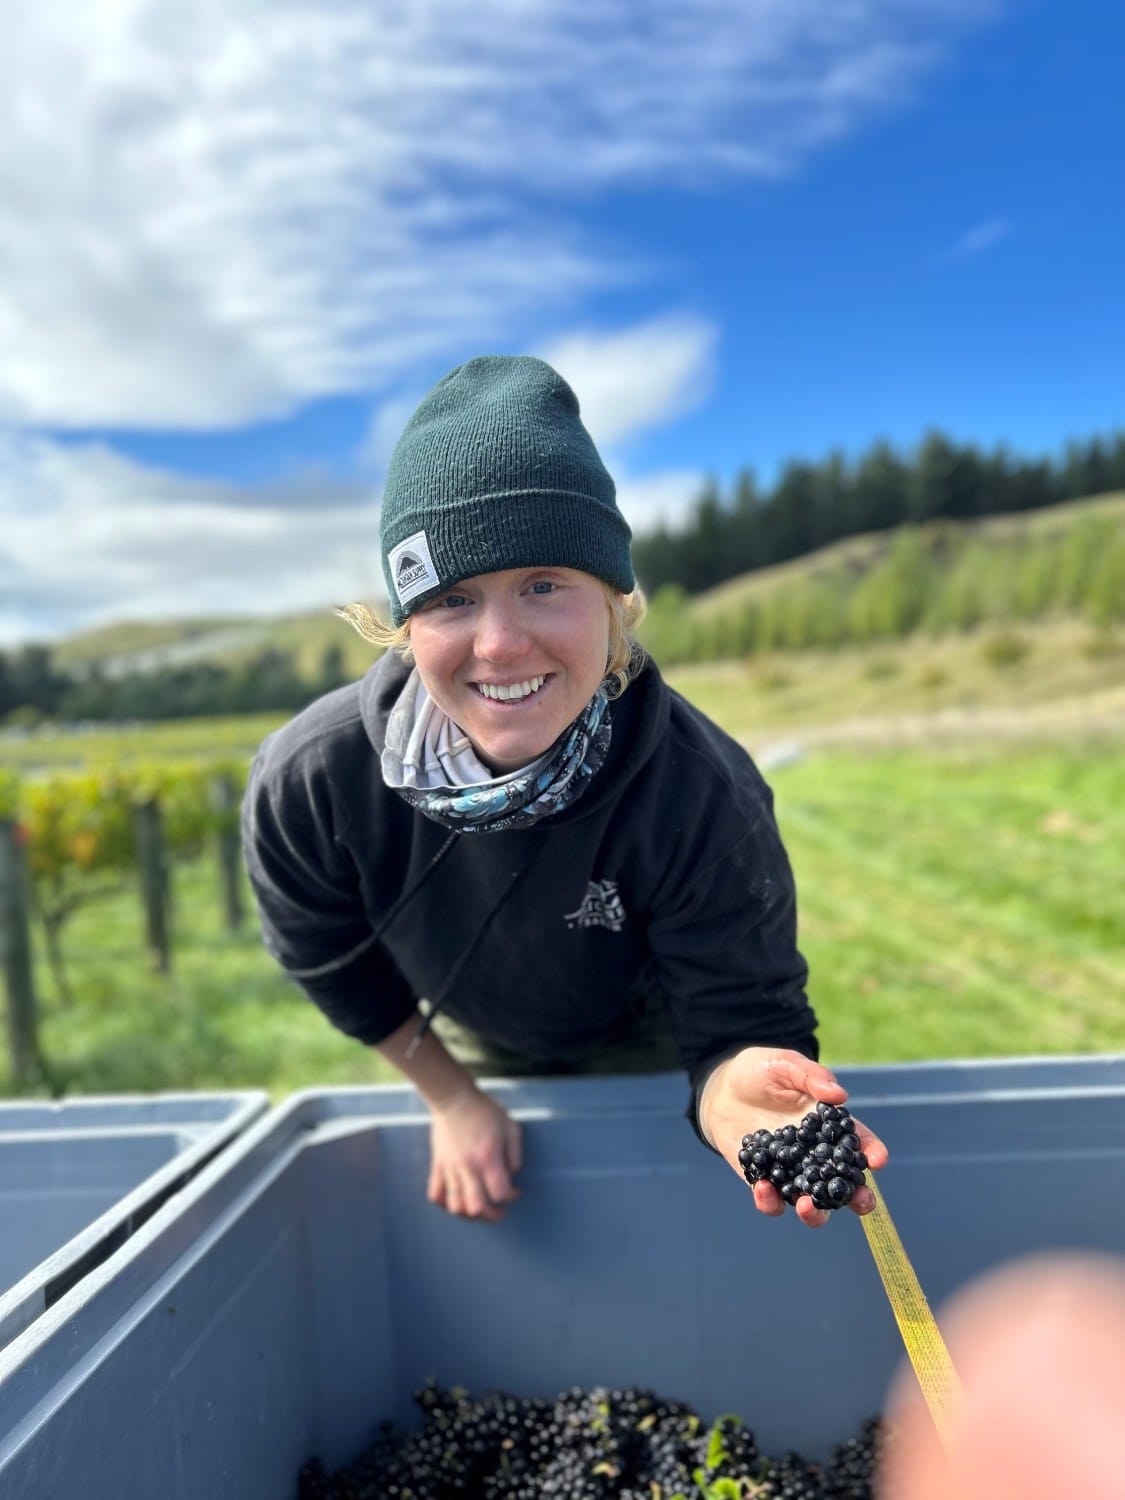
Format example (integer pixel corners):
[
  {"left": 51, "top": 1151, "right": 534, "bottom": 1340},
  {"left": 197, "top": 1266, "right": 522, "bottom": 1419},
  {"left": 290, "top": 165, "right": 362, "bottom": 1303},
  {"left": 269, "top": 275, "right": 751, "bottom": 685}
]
[
  {"left": 774, "top": 740, "right": 1122, "bottom": 1063},
  {"left": 1, "top": 710, "right": 286, "bottom": 770},
  {"left": 7, "top": 734, "right": 1121, "bottom": 1099}
]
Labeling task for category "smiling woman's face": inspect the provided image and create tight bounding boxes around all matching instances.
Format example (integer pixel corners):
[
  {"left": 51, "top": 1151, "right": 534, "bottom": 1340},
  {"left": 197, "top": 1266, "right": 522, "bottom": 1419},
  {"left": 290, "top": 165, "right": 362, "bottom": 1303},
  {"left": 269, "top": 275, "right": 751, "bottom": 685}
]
[{"left": 407, "top": 566, "right": 613, "bottom": 774}]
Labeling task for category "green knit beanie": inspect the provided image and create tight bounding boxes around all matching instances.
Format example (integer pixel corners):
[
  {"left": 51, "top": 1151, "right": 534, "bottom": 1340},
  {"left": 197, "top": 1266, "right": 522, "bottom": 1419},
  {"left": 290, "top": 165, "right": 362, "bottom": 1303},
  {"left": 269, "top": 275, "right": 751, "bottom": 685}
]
[{"left": 379, "top": 354, "right": 635, "bottom": 623}]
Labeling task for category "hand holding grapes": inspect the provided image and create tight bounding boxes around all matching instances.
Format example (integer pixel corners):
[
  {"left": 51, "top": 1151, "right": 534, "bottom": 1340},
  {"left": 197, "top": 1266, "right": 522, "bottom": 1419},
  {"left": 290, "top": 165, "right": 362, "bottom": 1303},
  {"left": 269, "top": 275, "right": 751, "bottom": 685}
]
[{"left": 699, "top": 1046, "right": 888, "bottom": 1227}]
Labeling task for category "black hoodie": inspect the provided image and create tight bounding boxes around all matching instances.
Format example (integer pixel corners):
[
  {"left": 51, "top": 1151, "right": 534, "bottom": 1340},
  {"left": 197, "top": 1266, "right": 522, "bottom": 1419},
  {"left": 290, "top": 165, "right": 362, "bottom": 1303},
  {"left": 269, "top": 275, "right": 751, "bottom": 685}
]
[{"left": 241, "top": 652, "right": 818, "bottom": 1140}]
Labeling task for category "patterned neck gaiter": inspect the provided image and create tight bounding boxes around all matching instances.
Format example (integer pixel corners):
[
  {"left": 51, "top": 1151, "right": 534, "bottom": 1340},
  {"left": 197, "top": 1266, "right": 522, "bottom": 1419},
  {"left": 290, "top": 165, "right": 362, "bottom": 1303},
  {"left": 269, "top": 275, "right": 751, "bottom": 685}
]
[{"left": 386, "top": 678, "right": 612, "bottom": 834}]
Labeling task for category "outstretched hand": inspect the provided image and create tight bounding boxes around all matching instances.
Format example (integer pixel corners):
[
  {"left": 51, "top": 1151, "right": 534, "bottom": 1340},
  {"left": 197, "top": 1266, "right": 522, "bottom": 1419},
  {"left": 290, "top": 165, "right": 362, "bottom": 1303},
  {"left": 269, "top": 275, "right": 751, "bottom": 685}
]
[
  {"left": 428, "top": 1085, "right": 522, "bottom": 1223},
  {"left": 699, "top": 1047, "right": 889, "bottom": 1227}
]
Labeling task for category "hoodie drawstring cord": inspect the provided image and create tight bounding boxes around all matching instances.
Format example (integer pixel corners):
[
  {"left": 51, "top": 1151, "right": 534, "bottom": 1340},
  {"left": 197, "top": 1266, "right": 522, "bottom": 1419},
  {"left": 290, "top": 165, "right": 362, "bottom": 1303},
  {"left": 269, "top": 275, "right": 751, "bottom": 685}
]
[{"left": 404, "top": 837, "right": 546, "bottom": 1061}]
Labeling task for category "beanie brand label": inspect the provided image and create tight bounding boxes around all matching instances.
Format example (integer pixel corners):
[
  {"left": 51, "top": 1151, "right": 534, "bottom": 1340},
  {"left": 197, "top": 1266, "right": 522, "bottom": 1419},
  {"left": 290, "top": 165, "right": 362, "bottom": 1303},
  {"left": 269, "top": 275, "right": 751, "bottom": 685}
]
[{"left": 389, "top": 530, "right": 440, "bottom": 605}]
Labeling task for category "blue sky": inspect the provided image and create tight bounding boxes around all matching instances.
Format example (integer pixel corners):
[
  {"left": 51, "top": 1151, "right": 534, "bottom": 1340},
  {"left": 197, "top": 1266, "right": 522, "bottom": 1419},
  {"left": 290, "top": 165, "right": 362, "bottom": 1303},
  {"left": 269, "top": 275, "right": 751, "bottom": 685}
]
[{"left": 1, "top": 0, "right": 1122, "bottom": 644}]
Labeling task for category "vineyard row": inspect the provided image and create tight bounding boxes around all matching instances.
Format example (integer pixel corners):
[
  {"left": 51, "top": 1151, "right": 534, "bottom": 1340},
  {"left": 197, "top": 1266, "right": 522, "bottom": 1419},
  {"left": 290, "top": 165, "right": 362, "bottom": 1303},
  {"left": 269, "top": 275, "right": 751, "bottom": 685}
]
[{"left": 1, "top": 760, "right": 251, "bottom": 1090}]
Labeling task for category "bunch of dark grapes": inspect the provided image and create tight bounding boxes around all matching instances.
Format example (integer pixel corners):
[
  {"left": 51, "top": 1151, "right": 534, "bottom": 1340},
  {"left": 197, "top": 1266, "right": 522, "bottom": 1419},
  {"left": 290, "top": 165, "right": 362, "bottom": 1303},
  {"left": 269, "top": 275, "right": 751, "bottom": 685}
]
[
  {"left": 823, "top": 1417, "right": 886, "bottom": 1499},
  {"left": 739, "top": 1102, "right": 869, "bottom": 1211},
  {"left": 296, "top": 1379, "right": 883, "bottom": 1500},
  {"left": 759, "top": 1451, "right": 827, "bottom": 1498}
]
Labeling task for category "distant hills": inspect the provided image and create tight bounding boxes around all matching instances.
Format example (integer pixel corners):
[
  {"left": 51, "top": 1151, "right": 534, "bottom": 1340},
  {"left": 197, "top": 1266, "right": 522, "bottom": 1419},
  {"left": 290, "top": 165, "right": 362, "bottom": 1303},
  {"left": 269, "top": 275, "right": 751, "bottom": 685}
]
[{"left": 54, "top": 608, "right": 379, "bottom": 684}]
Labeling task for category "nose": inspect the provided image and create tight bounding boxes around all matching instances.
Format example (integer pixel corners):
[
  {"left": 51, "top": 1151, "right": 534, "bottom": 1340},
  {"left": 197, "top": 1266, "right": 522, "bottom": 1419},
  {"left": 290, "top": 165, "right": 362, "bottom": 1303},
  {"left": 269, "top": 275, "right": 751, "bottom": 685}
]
[{"left": 473, "top": 597, "right": 531, "bottom": 663}]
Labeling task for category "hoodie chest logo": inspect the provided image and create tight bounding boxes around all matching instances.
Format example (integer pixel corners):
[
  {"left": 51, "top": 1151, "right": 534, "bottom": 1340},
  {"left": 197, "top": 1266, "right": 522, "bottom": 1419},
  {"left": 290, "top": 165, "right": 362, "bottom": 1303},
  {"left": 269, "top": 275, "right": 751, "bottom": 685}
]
[{"left": 565, "top": 879, "right": 626, "bottom": 933}]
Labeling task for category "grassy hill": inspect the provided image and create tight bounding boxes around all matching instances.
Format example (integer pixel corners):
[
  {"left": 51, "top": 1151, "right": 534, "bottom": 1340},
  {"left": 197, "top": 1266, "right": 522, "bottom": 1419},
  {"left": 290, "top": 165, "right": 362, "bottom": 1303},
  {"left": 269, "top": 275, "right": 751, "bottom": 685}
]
[
  {"left": 54, "top": 607, "right": 381, "bottom": 683},
  {"left": 691, "top": 489, "right": 1125, "bottom": 618}
]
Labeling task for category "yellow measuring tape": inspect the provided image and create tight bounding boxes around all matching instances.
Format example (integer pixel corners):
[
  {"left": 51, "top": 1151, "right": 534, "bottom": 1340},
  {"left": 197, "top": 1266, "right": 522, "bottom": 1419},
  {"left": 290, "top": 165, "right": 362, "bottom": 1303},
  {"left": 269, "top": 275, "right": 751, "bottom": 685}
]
[{"left": 860, "top": 1174, "right": 961, "bottom": 1454}]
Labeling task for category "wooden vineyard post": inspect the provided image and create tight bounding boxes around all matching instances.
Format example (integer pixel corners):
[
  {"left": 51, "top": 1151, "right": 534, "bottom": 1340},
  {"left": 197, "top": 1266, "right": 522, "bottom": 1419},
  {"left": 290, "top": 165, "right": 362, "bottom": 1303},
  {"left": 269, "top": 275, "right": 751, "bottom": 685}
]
[
  {"left": 134, "top": 797, "right": 171, "bottom": 973},
  {"left": 210, "top": 771, "right": 244, "bottom": 931},
  {"left": 0, "top": 816, "right": 41, "bottom": 1086}
]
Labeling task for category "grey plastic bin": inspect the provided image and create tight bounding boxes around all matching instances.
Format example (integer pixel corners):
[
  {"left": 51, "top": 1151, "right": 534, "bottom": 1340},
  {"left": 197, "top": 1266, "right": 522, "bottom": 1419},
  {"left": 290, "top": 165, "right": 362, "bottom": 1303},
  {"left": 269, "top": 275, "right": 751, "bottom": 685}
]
[
  {"left": 1, "top": 1057, "right": 1124, "bottom": 1500},
  {"left": 0, "top": 1091, "right": 268, "bottom": 1355}
]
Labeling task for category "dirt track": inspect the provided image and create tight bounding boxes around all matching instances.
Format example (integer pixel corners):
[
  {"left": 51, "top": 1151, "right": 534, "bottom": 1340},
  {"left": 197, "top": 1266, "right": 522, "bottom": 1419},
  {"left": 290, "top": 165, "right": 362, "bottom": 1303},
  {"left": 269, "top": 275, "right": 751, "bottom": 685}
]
[{"left": 748, "top": 686, "right": 1125, "bottom": 761}]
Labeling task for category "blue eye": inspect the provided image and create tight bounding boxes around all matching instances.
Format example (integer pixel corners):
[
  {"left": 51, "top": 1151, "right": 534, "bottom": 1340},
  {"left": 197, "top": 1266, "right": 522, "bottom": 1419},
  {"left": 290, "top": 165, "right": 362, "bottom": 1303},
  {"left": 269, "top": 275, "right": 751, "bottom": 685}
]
[
  {"left": 530, "top": 580, "right": 556, "bottom": 595},
  {"left": 438, "top": 593, "right": 470, "bottom": 608}
]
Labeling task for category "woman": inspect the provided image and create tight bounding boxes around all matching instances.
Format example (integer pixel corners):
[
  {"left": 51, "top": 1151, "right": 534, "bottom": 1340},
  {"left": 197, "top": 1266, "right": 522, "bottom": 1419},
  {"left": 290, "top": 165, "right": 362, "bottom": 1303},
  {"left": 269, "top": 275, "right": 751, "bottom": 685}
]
[{"left": 242, "top": 354, "right": 887, "bottom": 1223}]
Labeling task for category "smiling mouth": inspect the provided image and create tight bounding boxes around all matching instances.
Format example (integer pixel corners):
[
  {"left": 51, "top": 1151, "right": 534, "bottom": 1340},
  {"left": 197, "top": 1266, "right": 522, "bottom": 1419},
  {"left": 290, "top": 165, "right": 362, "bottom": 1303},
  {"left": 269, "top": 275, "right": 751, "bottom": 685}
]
[{"left": 474, "top": 674, "right": 548, "bottom": 702}]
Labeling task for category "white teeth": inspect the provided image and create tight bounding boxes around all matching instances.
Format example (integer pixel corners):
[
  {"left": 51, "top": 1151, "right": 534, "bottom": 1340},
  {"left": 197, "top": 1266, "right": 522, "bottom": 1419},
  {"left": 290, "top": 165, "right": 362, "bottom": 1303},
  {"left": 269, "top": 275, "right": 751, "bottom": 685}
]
[{"left": 477, "top": 675, "right": 546, "bottom": 701}]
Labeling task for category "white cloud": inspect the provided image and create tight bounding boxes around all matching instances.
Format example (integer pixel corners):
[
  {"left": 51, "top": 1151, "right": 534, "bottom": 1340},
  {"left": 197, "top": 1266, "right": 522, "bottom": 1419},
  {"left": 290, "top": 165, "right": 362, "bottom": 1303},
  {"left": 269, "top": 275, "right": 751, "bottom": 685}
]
[
  {"left": 942, "top": 216, "right": 1013, "bottom": 262},
  {"left": 0, "top": 432, "right": 383, "bottom": 644},
  {"left": 0, "top": 0, "right": 994, "bottom": 430},
  {"left": 538, "top": 318, "right": 716, "bottom": 450},
  {"left": 616, "top": 470, "right": 706, "bottom": 535}
]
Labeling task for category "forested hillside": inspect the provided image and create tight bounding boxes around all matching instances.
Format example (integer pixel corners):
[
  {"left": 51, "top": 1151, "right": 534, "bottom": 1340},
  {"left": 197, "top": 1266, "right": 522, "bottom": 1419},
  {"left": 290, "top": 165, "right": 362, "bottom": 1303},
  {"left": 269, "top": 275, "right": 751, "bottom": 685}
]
[
  {"left": 633, "top": 427, "right": 1125, "bottom": 593},
  {"left": 639, "top": 490, "right": 1125, "bottom": 666}
]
